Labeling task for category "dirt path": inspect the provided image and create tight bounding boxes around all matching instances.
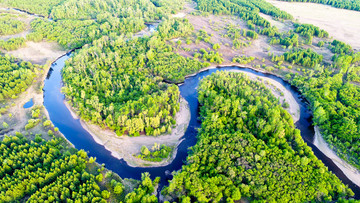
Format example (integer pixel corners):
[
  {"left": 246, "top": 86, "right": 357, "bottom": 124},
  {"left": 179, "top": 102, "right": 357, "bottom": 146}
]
[
  {"left": 266, "top": 0, "right": 360, "bottom": 50},
  {"left": 67, "top": 97, "right": 191, "bottom": 168},
  {"left": 7, "top": 41, "right": 65, "bottom": 65},
  {"left": 313, "top": 126, "right": 360, "bottom": 187}
]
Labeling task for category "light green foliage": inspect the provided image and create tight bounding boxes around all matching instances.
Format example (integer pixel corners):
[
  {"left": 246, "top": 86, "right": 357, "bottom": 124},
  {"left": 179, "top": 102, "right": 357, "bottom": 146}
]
[
  {"left": 137, "top": 143, "right": 173, "bottom": 162},
  {"left": 0, "top": 37, "right": 26, "bottom": 51},
  {"left": 290, "top": 54, "right": 360, "bottom": 169},
  {"left": 0, "top": 0, "right": 63, "bottom": 16},
  {"left": 26, "top": 0, "right": 183, "bottom": 49},
  {"left": 213, "top": 43, "right": 220, "bottom": 50},
  {"left": 124, "top": 173, "right": 158, "bottom": 203},
  {"left": 0, "top": 15, "right": 26, "bottom": 36},
  {"left": 232, "top": 56, "right": 255, "bottom": 64},
  {"left": 157, "top": 18, "right": 194, "bottom": 40}
]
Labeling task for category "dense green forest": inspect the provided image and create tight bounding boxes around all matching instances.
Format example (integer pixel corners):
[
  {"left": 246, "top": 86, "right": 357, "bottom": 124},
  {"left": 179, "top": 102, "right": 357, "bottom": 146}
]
[
  {"left": 0, "top": 134, "right": 159, "bottom": 202},
  {"left": 28, "top": 0, "right": 183, "bottom": 49},
  {"left": 289, "top": 54, "right": 360, "bottom": 169},
  {"left": 61, "top": 18, "right": 207, "bottom": 136},
  {"left": 163, "top": 72, "right": 354, "bottom": 202},
  {"left": 277, "top": 0, "right": 360, "bottom": 11},
  {"left": 0, "top": 55, "right": 39, "bottom": 101},
  {"left": 0, "top": 134, "right": 107, "bottom": 202},
  {"left": 0, "top": 15, "right": 26, "bottom": 36}
]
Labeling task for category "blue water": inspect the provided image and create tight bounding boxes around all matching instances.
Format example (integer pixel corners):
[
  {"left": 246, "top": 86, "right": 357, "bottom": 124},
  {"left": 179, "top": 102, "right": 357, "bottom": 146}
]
[
  {"left": 23, "top": 98, "right": 34, "bottom": 109},
  {"left": 43, "top": 53, "right": 360, "bottom": 198}
]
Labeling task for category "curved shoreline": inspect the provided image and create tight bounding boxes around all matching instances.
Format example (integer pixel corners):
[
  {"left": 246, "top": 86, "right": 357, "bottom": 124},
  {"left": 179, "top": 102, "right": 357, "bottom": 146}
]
[
  {"left": 44, "top": 53, "right": 360, "bottom": 194},
  {"left": 64, "top": 96, "right": 191, "bottom": 168},
  {"left": 313, "top": 126, "right": 360, "bottom": 187}
]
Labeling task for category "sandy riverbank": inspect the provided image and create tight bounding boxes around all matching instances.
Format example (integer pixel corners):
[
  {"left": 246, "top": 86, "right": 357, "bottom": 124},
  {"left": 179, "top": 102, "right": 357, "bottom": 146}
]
[
  {"left": 66, "top": 97, "right": 191, "bottom": 168},
  {"left": 313, "top": 126, "right": 360, "bottom": 187}
]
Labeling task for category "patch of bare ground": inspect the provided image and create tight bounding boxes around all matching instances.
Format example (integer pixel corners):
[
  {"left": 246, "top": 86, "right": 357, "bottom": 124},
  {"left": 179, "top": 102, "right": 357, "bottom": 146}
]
[
  {"left": 259, "top": 13, "right": 293, "bottom": 32},
  {"left": 266, "top": 0, "right": 360, "bottom": 50},
  {"left": 6, "top": 41, "right": 66, "bottom": 65},
  {"left": 66, "top": 97, "right": 191, "bottom": 168},
  {"left": 0, "top": 61, "right": 71, "bottom": 145},
  {"left": 0, "top": 7, "right": 36, "bottom": 40},
  {"left": 314, "top": 126, "right": 360, "bottom": 187}
]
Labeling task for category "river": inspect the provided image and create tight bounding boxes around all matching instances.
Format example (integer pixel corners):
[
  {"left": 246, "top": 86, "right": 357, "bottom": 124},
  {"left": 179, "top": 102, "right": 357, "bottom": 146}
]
[{"left": 43, "top": 53, "right": 360, "bottom": 199}]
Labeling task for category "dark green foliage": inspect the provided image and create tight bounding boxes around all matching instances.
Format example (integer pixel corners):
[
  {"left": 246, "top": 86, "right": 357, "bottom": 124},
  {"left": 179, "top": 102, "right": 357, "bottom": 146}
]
[
  {"left": 294, "top": 23, "right": 328, "bottom": 44},
  {"left": 163, "top": 72, "right": 353, "bottom": 202},
  {"left": 0, "top": 55, "right": 38, "bottom": 101},
  {"left": 330, "top": 40, "right": 353, "bottom": 55},
  {"left": 280, "top": 33, "right": 299, "bottom": 48},
  {"left": 277, "top": 0, "right": 360, "bottom": 12},
  {"left": 0, "top": 134, "right": 107, "bottom": 202},
  {"left": 283, "top": 48, "right": 323, "bottom": 68},
  {"left": 137, "top": 143, "right": 173, "bottom": 162}
]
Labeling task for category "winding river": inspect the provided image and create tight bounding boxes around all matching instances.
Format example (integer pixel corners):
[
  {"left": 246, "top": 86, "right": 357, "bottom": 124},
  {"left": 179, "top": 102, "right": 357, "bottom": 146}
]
[{"left": 43, "top": 53, "right": 360, "bottom": 198}]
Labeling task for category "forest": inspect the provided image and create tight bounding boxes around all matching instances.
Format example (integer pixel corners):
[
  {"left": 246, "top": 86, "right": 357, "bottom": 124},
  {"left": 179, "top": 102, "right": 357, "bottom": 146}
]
[
  {"left": 163, "top": 72, "right": 354, "bottom": 202},
  {"left": 0, "top": 15, "right": 26, "bottom": 36},
  {"left": 290, "top": 54, "right": 360, "bottom": 169},
  {"left": 0, "top": 0, "right": 63, "bottom": 17},
  {"left": 0, "top": 55, "right": 39, "bottom": 101},
  {"left": 28, "top": 0, "right": 183, "bottom": 49},
  {"left": 0, "top": 134, "right": 160, "bottom": 202},
  {"left": 61, "top": 18, "right": 208, "bottom": 137}
]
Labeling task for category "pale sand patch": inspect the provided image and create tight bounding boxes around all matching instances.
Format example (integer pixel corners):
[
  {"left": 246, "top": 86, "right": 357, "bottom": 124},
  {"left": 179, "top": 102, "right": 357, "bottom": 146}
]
[
  {"left": 172, "top": 12, "right": 186, "bottom": 18},
  {"left": 259, "top": 13, "right": 292, "bottom": 32},
  {"left": 313, "top": 126, "right": 360, "bottom": 187},
  {"left": 266, "top": 0, "right": 360, "bottom": 50},
  {"left": 66, "top": 97, "right": 191, "bottom": 168},
  {"left": 6, "top": 41, "right": 66, "bottom": 65}
]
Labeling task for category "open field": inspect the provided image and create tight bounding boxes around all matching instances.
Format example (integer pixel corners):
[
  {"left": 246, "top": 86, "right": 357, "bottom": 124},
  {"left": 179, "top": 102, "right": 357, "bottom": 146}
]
[{"left": 267, "top": 0, "right": 360, "bottom": 50}]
